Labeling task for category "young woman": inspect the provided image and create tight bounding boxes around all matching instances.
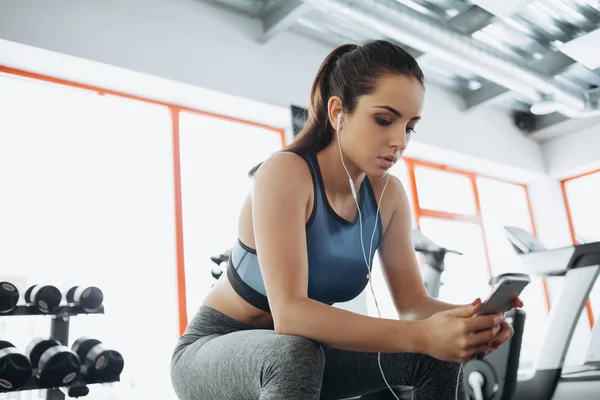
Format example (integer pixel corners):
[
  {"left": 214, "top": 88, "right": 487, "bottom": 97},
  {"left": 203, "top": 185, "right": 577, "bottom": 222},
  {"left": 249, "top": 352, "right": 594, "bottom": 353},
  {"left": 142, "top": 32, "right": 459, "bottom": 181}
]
[{"left": 170, "top": 40, "right": 522, "bottom": 400}]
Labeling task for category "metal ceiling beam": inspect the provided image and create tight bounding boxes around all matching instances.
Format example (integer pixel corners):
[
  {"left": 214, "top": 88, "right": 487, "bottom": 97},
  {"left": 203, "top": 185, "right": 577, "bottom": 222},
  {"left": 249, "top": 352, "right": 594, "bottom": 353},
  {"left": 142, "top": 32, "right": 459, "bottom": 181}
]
[
  {"left": 462, "top": 82, "right": 511, "bottom": 110},
  {"left": 446, "top": 5, "right": 496, "bottom": 35},
  {"left": 463, "top": 52, "right": 580, "bottom": 111},
  {"left": 533, "top": 52, "right": 577, "bottom": 76},
  {"left": 258, "top": 0, "right": 314, "bottom": 43}
]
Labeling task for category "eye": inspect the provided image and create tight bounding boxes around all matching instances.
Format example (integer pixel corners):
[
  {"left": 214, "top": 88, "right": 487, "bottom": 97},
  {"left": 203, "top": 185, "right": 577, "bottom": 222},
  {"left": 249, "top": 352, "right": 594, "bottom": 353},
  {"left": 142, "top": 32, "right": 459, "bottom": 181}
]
[
  {"left": 407, "top": 127, "right": 417, "bottom": 134},
  {"left": 375, "top": 117, "right": 392, "bottom": 126}
]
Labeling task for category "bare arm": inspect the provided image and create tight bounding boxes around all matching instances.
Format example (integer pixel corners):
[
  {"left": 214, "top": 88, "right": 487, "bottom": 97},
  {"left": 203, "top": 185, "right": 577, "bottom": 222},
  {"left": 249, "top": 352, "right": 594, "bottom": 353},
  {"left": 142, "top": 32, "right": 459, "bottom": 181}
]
[
  {"left": 252, "top": 153, "right": 425, "bottom": 353},
  {"left": 376, "top": 175, "right": 462, "bottom": 320}
]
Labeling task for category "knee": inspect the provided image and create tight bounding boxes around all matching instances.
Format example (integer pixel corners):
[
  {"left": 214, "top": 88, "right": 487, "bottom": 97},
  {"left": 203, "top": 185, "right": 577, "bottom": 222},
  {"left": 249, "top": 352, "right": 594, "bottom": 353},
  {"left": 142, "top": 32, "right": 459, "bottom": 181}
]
[
  {"left": 412, "top": 354, "right": 462, "bottom": 384},
  {"left": 269, "top": 335, "right": 325, "bottom": 372}
]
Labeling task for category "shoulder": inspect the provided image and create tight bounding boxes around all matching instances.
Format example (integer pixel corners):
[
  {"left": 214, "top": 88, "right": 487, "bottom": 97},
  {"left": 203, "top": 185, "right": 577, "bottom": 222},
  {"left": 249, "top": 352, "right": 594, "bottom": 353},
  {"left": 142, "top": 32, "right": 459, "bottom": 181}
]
[{"left": 253, "top": 151, "right": 313, "bottom": 195}]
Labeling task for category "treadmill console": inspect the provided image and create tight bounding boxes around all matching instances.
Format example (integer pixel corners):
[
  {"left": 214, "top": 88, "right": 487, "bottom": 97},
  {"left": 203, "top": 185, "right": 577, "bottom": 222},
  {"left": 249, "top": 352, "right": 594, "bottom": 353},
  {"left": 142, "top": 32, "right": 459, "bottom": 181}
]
[{"left": 504, "top": 226, "right": 547, "bottom": 254}]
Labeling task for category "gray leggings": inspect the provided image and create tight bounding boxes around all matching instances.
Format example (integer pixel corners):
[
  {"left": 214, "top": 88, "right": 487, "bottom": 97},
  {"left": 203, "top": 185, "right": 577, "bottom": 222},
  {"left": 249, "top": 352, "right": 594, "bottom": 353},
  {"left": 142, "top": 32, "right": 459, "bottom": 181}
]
[{"left": 170, "top": 306, "right": 466, "bottom": 400}]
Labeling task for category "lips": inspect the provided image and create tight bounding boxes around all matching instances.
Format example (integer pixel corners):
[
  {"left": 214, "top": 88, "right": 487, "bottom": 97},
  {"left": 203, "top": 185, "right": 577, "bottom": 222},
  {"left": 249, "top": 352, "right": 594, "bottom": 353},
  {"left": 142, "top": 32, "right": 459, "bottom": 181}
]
[{"left": 381, "top": 155, "right": 397, "bottom": 163}]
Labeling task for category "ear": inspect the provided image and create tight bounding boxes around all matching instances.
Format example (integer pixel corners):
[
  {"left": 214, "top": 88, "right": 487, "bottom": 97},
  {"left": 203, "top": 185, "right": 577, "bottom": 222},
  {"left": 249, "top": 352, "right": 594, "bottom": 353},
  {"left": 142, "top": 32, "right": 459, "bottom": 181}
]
[{"left": 327, "top": 96, "right": 343, "bottom": 131}]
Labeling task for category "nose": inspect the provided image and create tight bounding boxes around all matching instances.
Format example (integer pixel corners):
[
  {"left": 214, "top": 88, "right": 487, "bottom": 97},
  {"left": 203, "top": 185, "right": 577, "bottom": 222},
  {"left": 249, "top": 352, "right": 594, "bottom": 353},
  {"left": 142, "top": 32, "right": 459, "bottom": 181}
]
[{"left": 390, "top": 126, "right": 408, "bottom": 153}]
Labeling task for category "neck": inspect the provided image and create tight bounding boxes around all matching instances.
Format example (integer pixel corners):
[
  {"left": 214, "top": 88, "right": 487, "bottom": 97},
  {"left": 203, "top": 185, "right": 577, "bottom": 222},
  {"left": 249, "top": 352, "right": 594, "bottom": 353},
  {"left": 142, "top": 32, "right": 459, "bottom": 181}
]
[{"left": 317, "top": 139, "right": 365, "bottom": 197}]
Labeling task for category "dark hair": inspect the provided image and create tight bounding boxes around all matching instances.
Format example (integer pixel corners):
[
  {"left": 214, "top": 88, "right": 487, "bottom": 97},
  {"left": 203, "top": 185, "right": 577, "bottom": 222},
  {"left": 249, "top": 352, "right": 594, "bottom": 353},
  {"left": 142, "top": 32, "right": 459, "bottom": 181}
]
[{"left": 248, "top": 40, "right": 424, "bottom": 177}]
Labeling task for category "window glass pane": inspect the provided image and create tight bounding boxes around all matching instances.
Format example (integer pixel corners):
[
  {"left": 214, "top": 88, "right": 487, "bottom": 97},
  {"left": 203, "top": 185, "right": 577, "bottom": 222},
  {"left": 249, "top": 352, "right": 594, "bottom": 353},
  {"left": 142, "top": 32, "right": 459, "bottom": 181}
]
[
  {"left": 419, "top": 218, "right": 490, "bottom": 304},
  {"left": 414, "top": 166, "right": 476, "bottom": 215},
  {"left": 564, "top": 172, "right": 600, "bottom": 243},
  {"left": 0, "top": 76, "right": 178, "bottom": 399},
  {"left": 179, "top": 112, "right": 283, "bottom": 323},
  {"left": 476, "top": 177, "right": 548, "bottom": 366},
  {"left": 564, "top": 172, "right": 600, "bottom": 318}
]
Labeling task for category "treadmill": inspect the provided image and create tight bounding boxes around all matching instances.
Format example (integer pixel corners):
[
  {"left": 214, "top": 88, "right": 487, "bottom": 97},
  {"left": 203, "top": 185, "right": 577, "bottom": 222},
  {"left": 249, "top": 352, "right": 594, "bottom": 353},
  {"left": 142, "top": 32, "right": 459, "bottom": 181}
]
[{"left": 504, "top": 226, "right": 600, "bottom": 400}]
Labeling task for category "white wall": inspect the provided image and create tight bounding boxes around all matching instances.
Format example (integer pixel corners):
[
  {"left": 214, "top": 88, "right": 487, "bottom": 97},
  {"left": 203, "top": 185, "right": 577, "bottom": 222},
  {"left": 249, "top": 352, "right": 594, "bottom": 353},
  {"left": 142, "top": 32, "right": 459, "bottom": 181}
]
[
  {"left": 543, "top": 121, "right": 600, "bottom": 179},
  {"left": 0, "top": 0, "right": 546, "bottom": 182}
]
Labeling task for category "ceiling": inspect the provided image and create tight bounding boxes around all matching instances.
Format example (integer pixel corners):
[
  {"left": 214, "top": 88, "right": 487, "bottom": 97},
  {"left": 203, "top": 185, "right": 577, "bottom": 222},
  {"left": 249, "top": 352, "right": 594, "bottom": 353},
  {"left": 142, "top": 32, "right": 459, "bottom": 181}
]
[{"left": 202, "top": 0, "right": 600, "bottom": 141}]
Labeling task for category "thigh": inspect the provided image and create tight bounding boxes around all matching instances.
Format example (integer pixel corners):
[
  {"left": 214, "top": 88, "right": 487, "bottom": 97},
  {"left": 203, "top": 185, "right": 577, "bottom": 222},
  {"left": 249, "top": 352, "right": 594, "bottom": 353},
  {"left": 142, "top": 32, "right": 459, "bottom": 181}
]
[
  {"left": 320, "top": 346, "right": 423, "bottom": 399},
  {"left": 171, "top": 329, "right": 325, "bottom": 400}
]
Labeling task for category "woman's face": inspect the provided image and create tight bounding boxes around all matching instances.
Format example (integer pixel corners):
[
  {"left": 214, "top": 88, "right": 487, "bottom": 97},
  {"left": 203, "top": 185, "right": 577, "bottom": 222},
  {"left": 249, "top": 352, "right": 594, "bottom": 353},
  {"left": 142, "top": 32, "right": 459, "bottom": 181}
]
[{"left": 337, "top": 74, "right": 425, "bottom": 177}]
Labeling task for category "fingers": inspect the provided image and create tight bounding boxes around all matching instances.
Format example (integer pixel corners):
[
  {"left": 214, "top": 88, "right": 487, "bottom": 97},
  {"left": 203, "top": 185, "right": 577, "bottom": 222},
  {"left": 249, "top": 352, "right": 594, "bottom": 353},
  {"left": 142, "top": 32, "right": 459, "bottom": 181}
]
[
  {"left": 451, "top": 298, "right": 482, "bottom": 318},
  {"left": 467, "top": 325, "right": 501, "bottom": 348},
  {"left": 513, "top": 298, "right": 524, "bottom": 308},
  {"left": 491, "top": 322, "right": 514, "bottom": 346},
  {"left": 467, "top": 313, "right": 504, "bottom": 333},
  {"left": 458, "top": 343, "right": 489, "bottom": 363}
]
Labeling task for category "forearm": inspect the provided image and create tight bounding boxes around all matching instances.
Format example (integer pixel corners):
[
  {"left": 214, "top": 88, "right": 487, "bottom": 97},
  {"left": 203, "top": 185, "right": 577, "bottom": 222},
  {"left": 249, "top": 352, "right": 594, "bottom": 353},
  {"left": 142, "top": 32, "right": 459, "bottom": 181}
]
[
  {"left": 399, "top": 294, "right": 461, "bottom": 320},
  {"left": 276, "top": 298, "right": 425, "bottom": 353}
]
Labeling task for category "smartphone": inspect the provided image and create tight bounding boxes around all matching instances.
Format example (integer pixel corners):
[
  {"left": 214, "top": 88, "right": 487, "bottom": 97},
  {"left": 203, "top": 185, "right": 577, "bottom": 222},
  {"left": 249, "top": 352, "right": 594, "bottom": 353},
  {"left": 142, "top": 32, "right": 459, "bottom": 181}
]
[{"left": 477, "top": 274, "right": 530, "bottom": 316}]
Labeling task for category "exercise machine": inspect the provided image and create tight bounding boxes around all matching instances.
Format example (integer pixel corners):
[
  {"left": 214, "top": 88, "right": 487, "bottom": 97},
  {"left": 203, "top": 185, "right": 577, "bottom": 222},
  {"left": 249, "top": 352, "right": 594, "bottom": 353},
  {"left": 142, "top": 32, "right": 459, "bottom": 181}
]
[
  {"left": 483, "top": 226, "right": 600, "bottom": 400},
  {"left": 412, "top": 227, "right": 462, "bottom": 298},
  {"left": 463, "top": 276, "right": 527, "bottom": 400}
]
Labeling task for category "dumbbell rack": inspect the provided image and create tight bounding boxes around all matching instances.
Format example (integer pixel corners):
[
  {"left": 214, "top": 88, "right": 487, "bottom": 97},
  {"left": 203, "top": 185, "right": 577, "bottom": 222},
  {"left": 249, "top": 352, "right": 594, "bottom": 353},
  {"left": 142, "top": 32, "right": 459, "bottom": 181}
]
[{"left": 2, "top": 304, "right": 119, "bottom": 399}]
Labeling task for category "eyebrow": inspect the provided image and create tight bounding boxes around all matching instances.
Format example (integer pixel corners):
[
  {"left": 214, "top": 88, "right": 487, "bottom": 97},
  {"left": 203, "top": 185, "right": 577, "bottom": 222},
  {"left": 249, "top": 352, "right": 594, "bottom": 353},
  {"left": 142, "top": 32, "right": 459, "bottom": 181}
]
[{"left": 374, "top": 105, "right": 421, "bottom": 121}]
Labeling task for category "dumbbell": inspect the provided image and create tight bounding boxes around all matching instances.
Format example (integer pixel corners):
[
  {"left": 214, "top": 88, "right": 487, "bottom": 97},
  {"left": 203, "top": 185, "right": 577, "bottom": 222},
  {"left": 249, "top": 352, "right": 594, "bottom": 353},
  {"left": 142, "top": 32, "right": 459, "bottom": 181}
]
[
  {"left": 72, "top": 337, "right": 124, "bottom": 383},
  {"left": 25, "top": 338, "right": 80, "bottom": 387},
  {"left": 24, "top": 285, "right": 62, "bottom": 313},
  {"left": 0, "top": 282, "right": 19, "bottom": 314},
  {"left": 65, "top": 286, "right": 103, "bottom": 312},
  {"left": 0, "top": 341, "right": 32, "bottom": 392}
]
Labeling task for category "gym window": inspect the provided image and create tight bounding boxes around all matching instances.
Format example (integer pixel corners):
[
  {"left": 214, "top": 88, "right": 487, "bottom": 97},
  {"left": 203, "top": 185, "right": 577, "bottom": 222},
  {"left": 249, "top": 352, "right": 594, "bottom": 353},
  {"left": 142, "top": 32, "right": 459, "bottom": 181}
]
[
  {"left": 365, "top": 157, "right": 548, "bottom": 367},
  {"left": 0, "top": 68, "right": 285, "bottom": 399}
]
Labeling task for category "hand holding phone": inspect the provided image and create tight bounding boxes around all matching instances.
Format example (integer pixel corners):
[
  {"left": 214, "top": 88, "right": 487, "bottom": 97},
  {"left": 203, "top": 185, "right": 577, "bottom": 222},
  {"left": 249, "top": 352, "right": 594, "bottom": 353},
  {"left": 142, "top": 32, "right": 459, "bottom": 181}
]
[
  {"left": 474, "top": 274, "right": 529, "bottom": 360},
  {"left": 476, "top": 274, "right": 530, "bottom": 316}
]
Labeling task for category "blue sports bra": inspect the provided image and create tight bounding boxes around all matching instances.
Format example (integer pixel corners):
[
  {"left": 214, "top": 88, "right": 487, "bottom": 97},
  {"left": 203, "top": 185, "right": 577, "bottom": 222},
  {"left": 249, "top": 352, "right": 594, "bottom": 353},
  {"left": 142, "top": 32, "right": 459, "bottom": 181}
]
[{"left": 227, "top": 152, "right": 382, "bottom": 312}]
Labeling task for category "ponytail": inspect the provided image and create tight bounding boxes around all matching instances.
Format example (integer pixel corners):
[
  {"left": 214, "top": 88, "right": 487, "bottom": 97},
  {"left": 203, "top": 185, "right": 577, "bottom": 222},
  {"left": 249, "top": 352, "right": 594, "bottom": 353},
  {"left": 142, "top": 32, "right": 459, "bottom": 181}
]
[
  {"left": 248, "top": 40, "right": 424, "bottom": 177},
  {"left": 248, "top": 44, "right": 358, "bottom": 177}
]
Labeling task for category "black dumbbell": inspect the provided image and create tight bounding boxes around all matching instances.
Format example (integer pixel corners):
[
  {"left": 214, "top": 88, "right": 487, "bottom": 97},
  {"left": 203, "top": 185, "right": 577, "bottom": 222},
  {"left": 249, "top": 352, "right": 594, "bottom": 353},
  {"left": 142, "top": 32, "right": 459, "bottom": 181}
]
[
  {"left": 24, "top": 285, "right": 62, "bottom": 313},
  {"left": 25, "top": 338, "right": 80, "bottom": 387},
  {"left": 65, "top": 286, "right": 103, "bottom": 312},
  {"left": 72, "top": 337, "right": 124, "bottom": 383},
  {"left": 0, "top": 341, "right": 32, "bottom": 392},
  {"left": 0, "top": 282, "right": 19, "bottom": 314}
]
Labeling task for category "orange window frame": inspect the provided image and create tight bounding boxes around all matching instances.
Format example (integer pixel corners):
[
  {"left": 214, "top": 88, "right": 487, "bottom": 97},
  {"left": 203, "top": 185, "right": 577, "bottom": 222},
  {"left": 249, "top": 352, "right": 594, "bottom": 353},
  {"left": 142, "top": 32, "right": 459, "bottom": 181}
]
[
  {"left": 0, "top": 66, "right": 286, "bottom": 336},
  {"left": 403, "top": 157, "right": 553, "bottom": 313},
  {"left": 560, "top": 167, "right": 600, "bottom": 329},
  {"left": 3, "top": 65, "right": 573, "bottom": 334}
]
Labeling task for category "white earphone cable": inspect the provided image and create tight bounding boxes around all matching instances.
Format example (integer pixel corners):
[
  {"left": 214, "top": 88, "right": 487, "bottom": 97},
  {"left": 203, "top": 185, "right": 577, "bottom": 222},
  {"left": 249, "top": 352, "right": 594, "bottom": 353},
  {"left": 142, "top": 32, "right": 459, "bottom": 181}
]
[
  {"left": 336, "top": 114, "right": 399, "bottom": 400},
  {"left": 336, "top": 113, "right": 463, "bottom": 400}
]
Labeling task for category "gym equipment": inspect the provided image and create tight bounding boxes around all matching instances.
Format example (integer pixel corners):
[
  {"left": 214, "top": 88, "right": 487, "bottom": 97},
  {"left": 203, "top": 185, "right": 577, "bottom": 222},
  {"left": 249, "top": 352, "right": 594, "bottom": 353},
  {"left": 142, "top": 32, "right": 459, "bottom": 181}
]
[
  {"left": 25, "top": 338, "right": 80, "bottom": 386},
  {"left": 0, "top": 281, "right": 19, "bottom": 314},
  {"left": 0, "top": 283, "right": 121, "bottom": 399},
  {"left": 25, "top": 285, "right": 62, "bottom": 314},
  {"left": 71, "top": 337, "right": 124, "bottom": 382},
  {"left": 489, "top": 226, "right": 600, "bottom": 400},
  {"left": 209, "top": 249, "right": 230, "bottom": 281},
  {"left": 412, "top": 228, "right": 462, "bottom": 298},
  {"left": 65, "top": 286, "right": 104, "bottom": 313},
  {"left": 0, "top": 340, "right": 33, "bottom": 392}
]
